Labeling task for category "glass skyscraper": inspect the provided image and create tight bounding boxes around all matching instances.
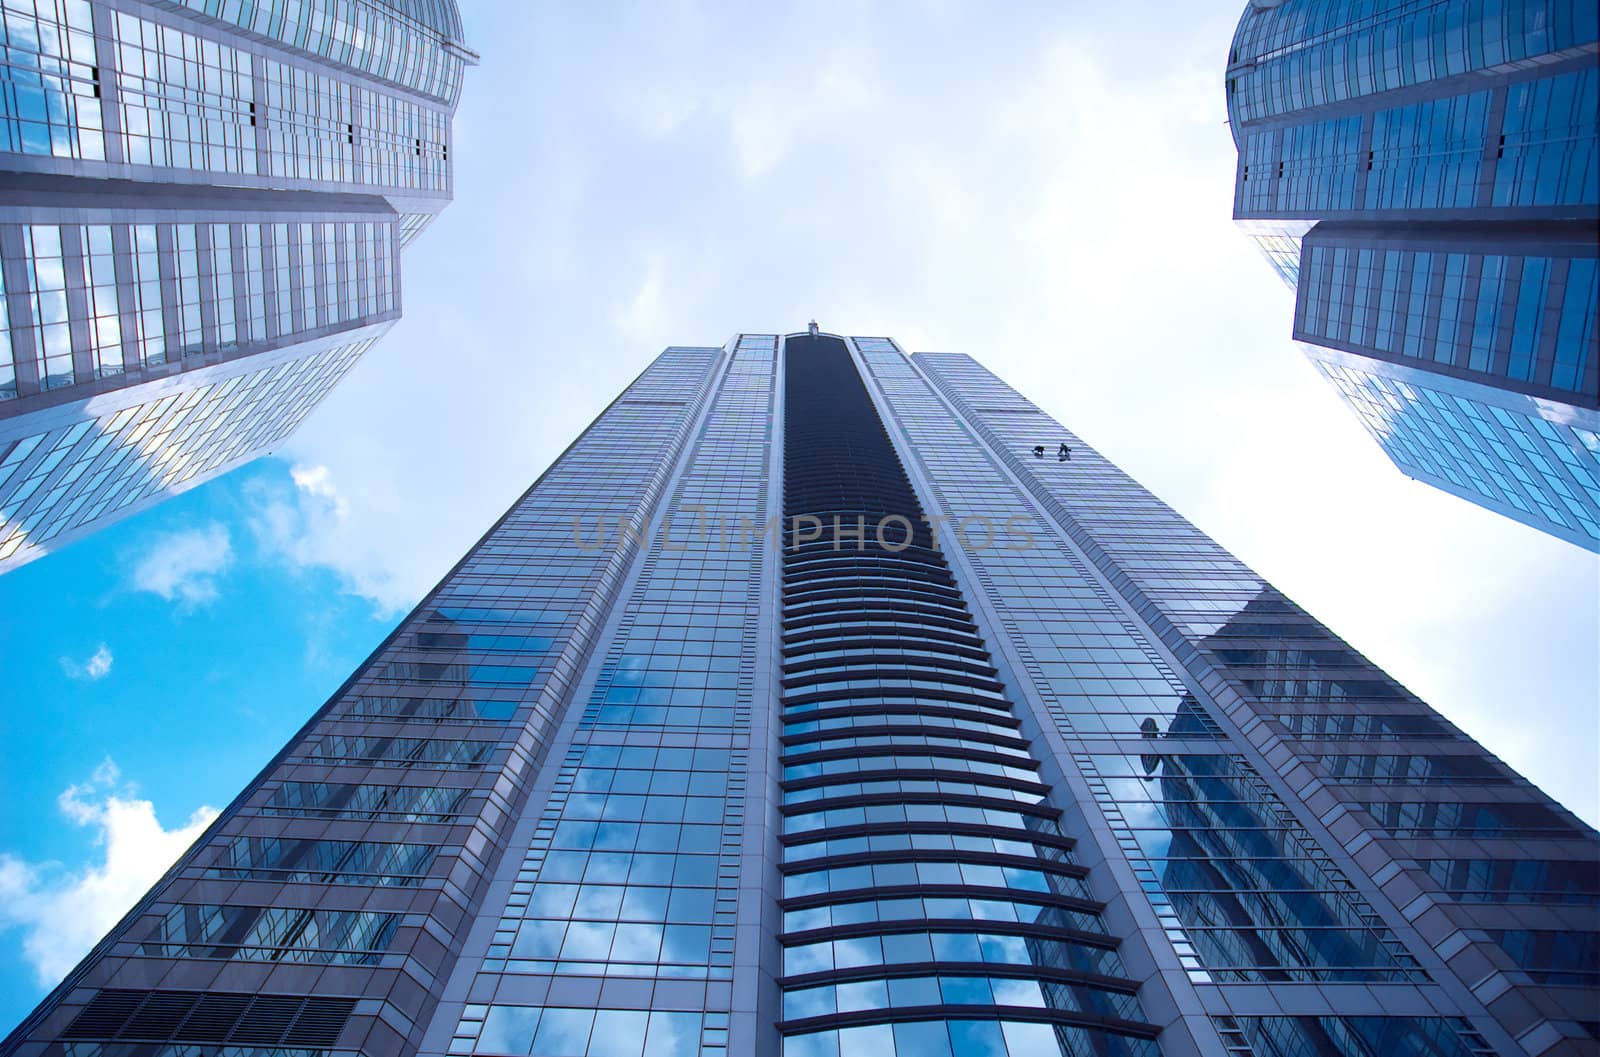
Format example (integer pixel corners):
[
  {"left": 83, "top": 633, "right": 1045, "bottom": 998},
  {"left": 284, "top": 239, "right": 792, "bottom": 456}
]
[
  {"left": 1226, "top": 0, "right": 1600, "bottom": 550},
  {"left": 4, "top": 332, "right": 1595, "bottom": 1057},
  {"left": 0, "top": 0, "right": 473, "bottom": 573}
]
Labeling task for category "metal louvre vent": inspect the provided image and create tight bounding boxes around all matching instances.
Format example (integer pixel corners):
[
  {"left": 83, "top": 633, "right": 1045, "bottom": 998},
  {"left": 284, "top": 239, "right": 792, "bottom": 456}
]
[{"left": 62, "top": 989, "right": 356, "bottom": 1048}]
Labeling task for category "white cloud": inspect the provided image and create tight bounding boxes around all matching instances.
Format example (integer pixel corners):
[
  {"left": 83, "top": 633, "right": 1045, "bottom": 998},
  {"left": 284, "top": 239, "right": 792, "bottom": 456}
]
[
  {"left": 129, "top": 523, "right": 234, "bottom": 605},
  {"left": 247, "top": 462, "right": 419, "bottom": 615},
  {"left": 617, "top": 256, "right": 670, "bottom": 344},
  {"left": 289, "top": 462, "right": 343, "bottom": 505},
  {"left": 727, "top": 51, "right": 882, "bottom": 180},
  {"left": 621, "top": 86, "right": 703, "bottom": 142},
  {"left": 0, "top": 760, "right": 217, "bottom": 987},
  {"left": 60, "top": 643, "right": 114, "bottom": 682},
  {"left": 261, "top": 4, "right": 1595, "bottom": 824}
]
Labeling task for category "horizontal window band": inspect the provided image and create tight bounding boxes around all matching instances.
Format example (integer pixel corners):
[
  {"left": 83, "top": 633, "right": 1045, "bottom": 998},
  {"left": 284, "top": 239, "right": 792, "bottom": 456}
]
[
  {"left": 784, "top": 580, "right": 964, "bottom": 604},
  {"left": 790, "top": 682, "right": 1007, "bottom": 705},
  {"left": 303, "top": 718, "right": 520, "bottom": 737},
  {"left": 782, "top": 762, "right": 1040, "bottom": 791},
  {"left": 783, "top": 649, "right": 996, "bottom": 673},
  {"left": 783, "top": 592, "right": 972, "bottom": 616},
  {"left": 1247, "top": 697, "right": 1444, "bottom": 706},
  {"left": 249, "top": 808, "right": 474, "bottom": 822},
  {"left": 205, "top": 825, "right": 461, "bottom": 855},
  {"left": 1223, "top": 665, "right": 1379, "bottom": 678},
  {"left": 781, "top": 768, "right": 1049, "bottom": 796},
  {"left": 780, "top": 820, "right": 1073, "bottom": 852},
  {"left": 280, "top": 757, "right": 493, "bottom": 771},
  {"left": 782, "top": 480, "right": 926, "bottom": 496},
  {"left": 778, "top": 1003, "right": 1159, "bottom": 1041},
  {"left": 780, "top": 598, "right": 966, "bottom": 623},
  {"left": 784, "top": 560, "right": 957, "bottom": 581},
  {"left": 782, "top": 606, "right": 976, "bottom": 629},
  {"left": 781, "top": 744, "right": 1040, "bottom": 772},
  {"left": 778, "top": 517, "right": 941, "bottom": 538},
  {"left": 783, "top": 654, "right": 999, "bottom": 681},
  {"left": 127, "top": 944, "right": 395, "bottom": 964},
  {"left": 196, "top": 869, "right": 435, "bottom": 886},
  {"left": 778, "top": 881, "right": 1102, "bottom": 916},
  {"left": 61, "top": 988, "right": 358, "bottom": 1047},
  {"left": 252, "top": 770, "right": 480, "bottom": 786},
  {"left": 783, "top": 589, "right": 966, "bottom": 612},
  {"left": 785, "top": 553, "right": 956, "bottom": 579},
  {"left": 326, "top": 713, "right": 516, "bottom": 727},
  {"left": 778, "top": 791, "right": 1059, "bottom": 821},
  {"left": 785, "top": 632, "right": 989, "bottom": 657},
  {"left": 782, "top": 701, "right": 1021, "bottom": 730},
  {"left": 781, "top": 723, "right": 1029, "bottom": 751},
  {"left": 780, "top": 917, "right": 1118, "bottom": 952},
  {"left": 783, "top": 463, "right": 918, "bottom": 483},
  {"left": 782, "top": 670, "right": 1007, "bottom": 696},
  {"left": 785, "top": 552, "right": 956, "bottom": 576},
  {"left": 784, "top": 568, "right": 958, "bottom": 591},
  {"left": 783, "top": 686, "right": 1015, "bottom": 712},
  {"left": 783, "top": 594, "right": 971, "bottom": 621},
  {"left": 783, "top": 473, "right": 924, "bottom": 490},
  {"left": 784, "top": 724, "right": 1021, "bottom": 750},
  {"left": 785, "top": 635, "right": 991, "bottom": 662},
  {"left": 784, "top": 608, "right": 980, "bottom": 636},
  {"left": 784, "top": 540, "right": 949, "bottom": 564},
  {"left": 783, "top": 585, "right": 962, "bottom": 608},
  {"left": 778, "top": 963, "right": 1143, "bottom": 1001},
  {"left": 778, "top": 848, "right": 1085, "bottom": 880}
]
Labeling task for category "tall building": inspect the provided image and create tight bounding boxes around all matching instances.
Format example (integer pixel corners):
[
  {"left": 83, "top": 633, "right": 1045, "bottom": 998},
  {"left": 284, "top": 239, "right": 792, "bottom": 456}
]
[
  {"left": 1226, "top": 0, "right": 1600, "bottom": 550},
  {"left": 0, "top": 0, "right": 474, "bottom": 573},
  {"left": 5, "top": 332, "right": 1597, "bottom": 1057}
]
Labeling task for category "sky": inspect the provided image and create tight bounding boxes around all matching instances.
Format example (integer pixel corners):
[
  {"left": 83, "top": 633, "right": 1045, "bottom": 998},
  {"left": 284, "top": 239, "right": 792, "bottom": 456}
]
[{"left": 1, "top": 0, "right": 1598, "bottom": 1032}]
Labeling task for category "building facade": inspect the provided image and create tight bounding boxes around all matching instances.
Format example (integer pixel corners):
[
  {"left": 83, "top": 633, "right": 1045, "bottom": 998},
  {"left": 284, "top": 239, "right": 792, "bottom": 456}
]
[
  {"left": 0, "top": 0, "right": 474, "bottom": 572},
  {"left": 1226, "top": 0, "right": 1600, "bottom": 550},
  {"left": 4, "top": 332, "right": 1597, "bottom": 1057}
]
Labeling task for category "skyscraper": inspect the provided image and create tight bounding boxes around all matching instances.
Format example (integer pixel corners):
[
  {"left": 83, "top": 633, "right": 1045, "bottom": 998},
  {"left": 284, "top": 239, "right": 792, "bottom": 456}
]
[
  {"left": 1226, "top": 0, "right": 1600, "bottom": 550},
  {"left": 0, "top": 0, "right": 473, "bottom": 573},
  {"left": 5, "top": 332, "right": 1596, "bottom": 1057}
]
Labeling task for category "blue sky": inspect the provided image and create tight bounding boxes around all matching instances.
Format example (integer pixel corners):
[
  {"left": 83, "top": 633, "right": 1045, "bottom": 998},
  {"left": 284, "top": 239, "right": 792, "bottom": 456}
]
[{"left": 2, "top": 0, "right": 1597, "bottom": 1031}]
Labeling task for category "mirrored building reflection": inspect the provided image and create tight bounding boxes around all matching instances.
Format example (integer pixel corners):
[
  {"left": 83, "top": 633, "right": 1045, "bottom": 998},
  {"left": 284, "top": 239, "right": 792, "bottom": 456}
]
[
  {"left": 0, "top": 0, "right": 474, "bottom": 572},
  {"left": 4, "top": 334, "right": 1595, "bottom": 1057},
  {"left": 1227, "top": 0, "right": 1600, "bottom": 550}
]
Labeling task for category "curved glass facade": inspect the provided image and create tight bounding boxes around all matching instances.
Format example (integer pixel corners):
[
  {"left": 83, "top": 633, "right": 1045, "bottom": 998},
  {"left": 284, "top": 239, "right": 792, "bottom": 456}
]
[
  {"left": 11, "top": 333, "right": 1593, "bottom": 1057},
  {"left": 776, "top": 335, "right": 1159, "bottom": 1057},
  {"left": 1227, "top": 0, "right": 1599, "bottom": 132},
  {"left": 0, "top": 0, "right": 469, "bottom": 573},
  {"left": 1226, "top": 0, "right": 1600, "bottom": 551},
  {"left": 166, "top": 0, "right": 472, "bottom": 104}
]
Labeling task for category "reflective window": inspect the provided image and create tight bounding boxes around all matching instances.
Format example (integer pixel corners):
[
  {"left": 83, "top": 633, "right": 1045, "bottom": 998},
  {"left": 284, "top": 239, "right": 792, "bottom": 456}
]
[
  {"left": 113, "top": 11, "right": 255, "bottom": 174},
  {"left": 261, "top": 781, "right": 470, "bottom": 821},
  {"left": 0, "top": 0, "right": 104, "bottom": 160},
  {"left": 466, "top": 1006, "right": 704, "bottom": 1057},
  {"left": 784, "top": 1019, "right": 1159, "bottom": 1057},
  {"left": 1486, "top": 930, "right": 1600, "bottom": 986},
  {"left": 1215, "top": 1014, "right": 1497, "bottom": 1057},
  {"left": 142, "top": 904, "right": 398, "bottom": 964},
  {"left": 206, "top": 835, "right": 439, "bottom": 886},
  {"left": 1315, "top": 360, "right": 1600, "bottom": 544},
  {"left": 1361, "top": 799, "right": 1581, "bottom": 840},
  {"left": 784, "top": 973, "right": 1143, "bottom": 1024},
  {"left": 783, "top": 894, "right": 1101, "bottom": 935},
  {"left": 1496, "top": 66, "right": 1600, "bottom": 207},
  {"left": 1079, "top": 752, "right": 1421, "bottom": 982},
  {"left": 1295, "top": 241, "right": 1596, "bottom": 401},
  {"left": 1423, "top": 857, "right": 1600, "bottom": 904}
]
